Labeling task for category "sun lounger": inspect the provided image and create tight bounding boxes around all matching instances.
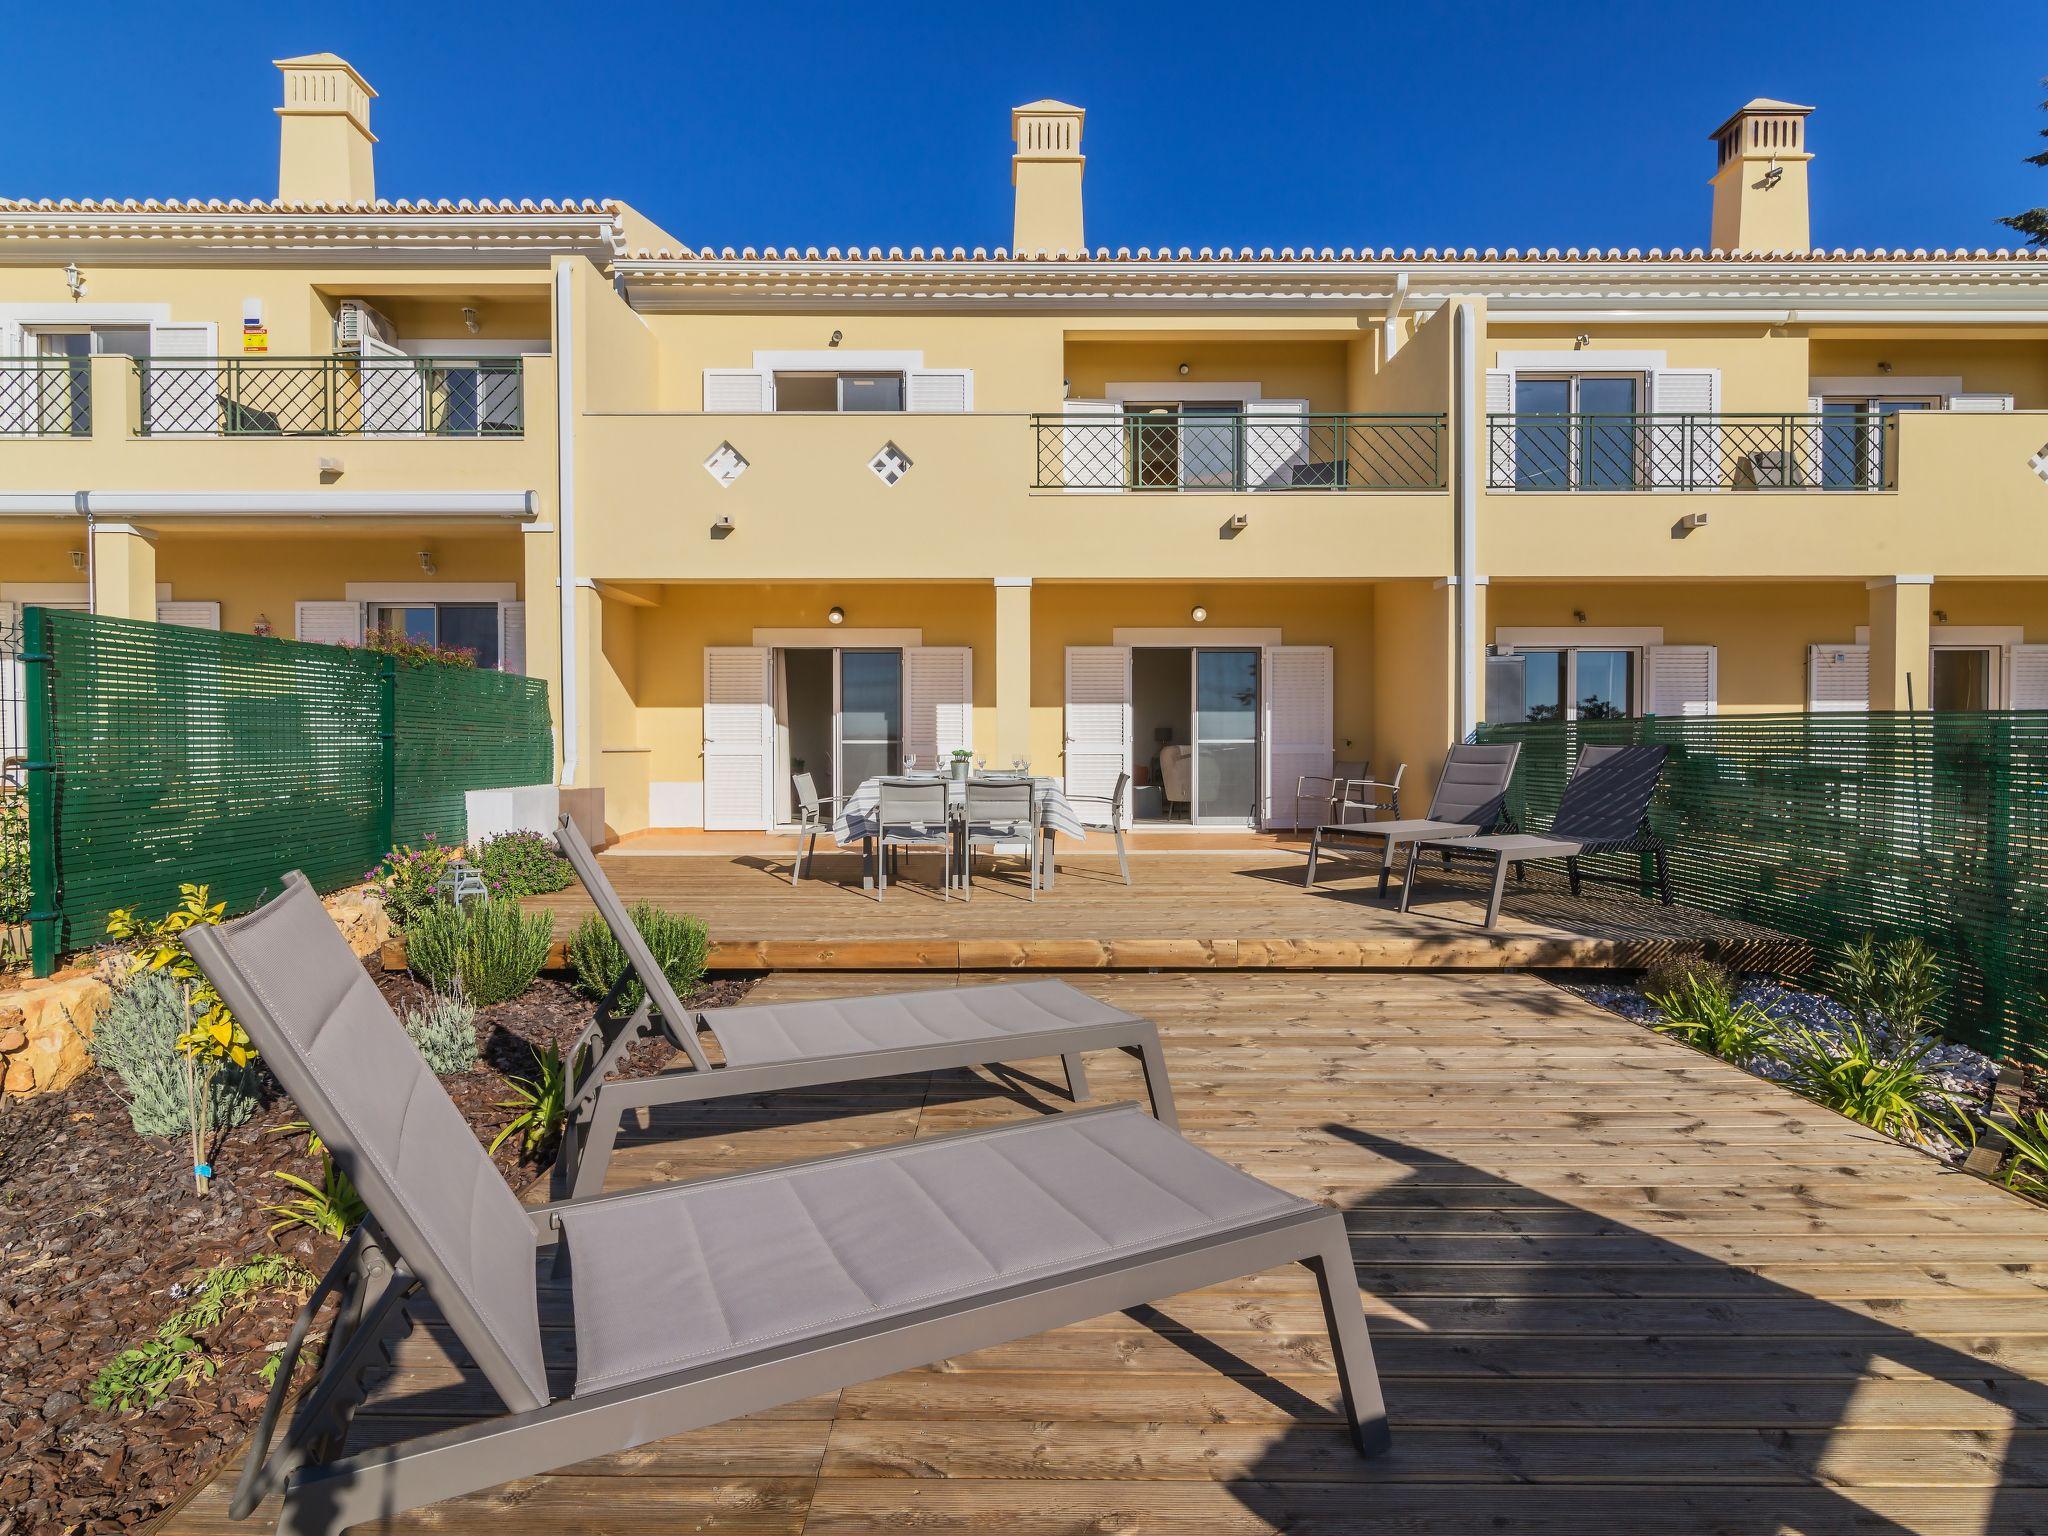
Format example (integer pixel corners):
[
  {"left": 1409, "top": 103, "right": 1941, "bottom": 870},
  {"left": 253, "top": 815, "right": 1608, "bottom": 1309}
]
[
  {"left": 549, "top": 816, "right": 1176, "bottom": 1197},
  {"left": 185, "top": 875, "right": 1391, "bottom": 1535},
  {"left": 1305, "top": 742, "right": 1522, "bottom": 897}
]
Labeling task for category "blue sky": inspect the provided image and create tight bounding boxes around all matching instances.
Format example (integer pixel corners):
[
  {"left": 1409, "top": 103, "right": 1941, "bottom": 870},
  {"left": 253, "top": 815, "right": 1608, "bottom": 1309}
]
[{"left": 4, "top": 1, "right": 2044, "bottom": 252}]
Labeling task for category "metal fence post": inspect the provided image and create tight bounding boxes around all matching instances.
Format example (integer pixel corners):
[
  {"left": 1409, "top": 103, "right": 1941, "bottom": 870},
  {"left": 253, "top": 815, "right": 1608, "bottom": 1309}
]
[{"left": 22, "top": 606, "right": 59, "bottom": 976}]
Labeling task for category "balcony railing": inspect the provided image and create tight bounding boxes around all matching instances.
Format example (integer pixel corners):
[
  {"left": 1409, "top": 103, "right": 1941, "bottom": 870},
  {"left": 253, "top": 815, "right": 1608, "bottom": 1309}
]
[
  {"left": 1032, "top": 411, "right": 1446, "bottom": 492},
  {"left": 1486, "top": 411, "right": 1897, "bottom": 492},
  {"left": 133, "top": 355, "right": 524, "bottom": 438},
  {"left": 0, "top": 358, "right": 91, "bottom": 436}
]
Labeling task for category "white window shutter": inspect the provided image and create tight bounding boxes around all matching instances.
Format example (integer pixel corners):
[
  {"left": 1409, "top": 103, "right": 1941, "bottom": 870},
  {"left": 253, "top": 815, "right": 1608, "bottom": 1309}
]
[
  {"left": 1261, "top": 645, "right": 1334, "bottom": 828},
  {"left": 703, "top": 369, "right": 772, "bottom": 412},
  {"left": 1484, "top": 370, "right": 1513, "bottom": 484},
  {"left": 702, "top": 646, "right": 773, "bottom": 830},
  {"left": 2009, "top": 644, "right": 2048, "bottom": 710},
  {"left": 1063, "top": 646, "right": 1131, "bottom": 819},
  {"left": 156, "top": 600, "right": 221, "bottom": 630},
  {"left": 905, "top": 368, "right": 972, "bottom": 412},
  {"left": 498, "top": 601, "right": 526, "bottom": 675},
  {"left": 903, "top": 646, "right": 973, "bottom": 765},
  {"left": 144, "top": 322, "right": 219, "bottom": 435},
  {"left": 1058, "top": 399, "right": 1123, "bottom": 491},
  {"left": 1241, "top": 398, "right": 1311, "bottom": 491},
  {"left": 1649, "top": 369, "right": 1720, "bottom": 489},
  {"left": 294, "top": 600, "right": 363, "bottom": 646},
  {"left": 358, "top": 334, "right": 425, "bottom": 434},
  {"left": 1646, "top": 644, "right": 1717, "bottom": 716},
  {"left": 1808, "top": 643, "right": 1869, "bottom": 712}
]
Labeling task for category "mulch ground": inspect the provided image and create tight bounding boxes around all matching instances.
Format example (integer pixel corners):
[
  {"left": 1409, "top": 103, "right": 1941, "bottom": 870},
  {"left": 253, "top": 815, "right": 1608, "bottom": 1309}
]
[{"left": 0, "top": 961, "right": 752, "bottom": 1536}]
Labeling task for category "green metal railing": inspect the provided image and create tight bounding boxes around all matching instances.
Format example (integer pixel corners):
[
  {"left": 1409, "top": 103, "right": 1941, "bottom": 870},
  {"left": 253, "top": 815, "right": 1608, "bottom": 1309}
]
[
  {"left": 134, "top": 355, "right": 524, "bottom": 438},
  {"left": 20, "top": 608, "right": 552, "bottom": 973},
  {"left": 1032, "top": 412, "right": 1446, "bottom": 491},
  {"left": 1487, "top": 411, "right": 1898, "bottom": 491},
  {"left": 1473, "top": 712, "right": 2048, "bottom": 1064},
  {"left": 0, "top": 357, "right": 91, "bottom": 436}
]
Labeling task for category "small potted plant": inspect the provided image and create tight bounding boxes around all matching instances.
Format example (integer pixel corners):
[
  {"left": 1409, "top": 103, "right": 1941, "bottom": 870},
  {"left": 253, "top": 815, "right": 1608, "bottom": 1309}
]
[{"left": 951, "top": 747, "right": 973, "bottom": 782}]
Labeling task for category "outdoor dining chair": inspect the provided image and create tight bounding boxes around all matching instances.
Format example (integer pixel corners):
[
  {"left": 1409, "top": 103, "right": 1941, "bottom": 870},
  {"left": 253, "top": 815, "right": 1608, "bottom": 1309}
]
[
  {"left": 962, "top": 776, "right": 1040, "bottom": 900},
  {"left": 875, "top": 776, "right": 954, "bottom": 899},
  {"left": 1306, "top": 742, "right": 1521, "bottom": 897},
  {"left": 183, "top": 873, "right": 1390, "bottom": 1535},
  {"left": 1063, "top": 767, "right": 1131, "bottom": 884},
  {"left": 1398, "top": 742, "right": 1671, "bottom": 929},
  {"left": 1338, "top": 761, "right": 1405, "bottom": 824},
  {"left": 787, "top": 770, "right": 842, "bottom": 890},
  {"left": 1295, "top": 758, "right": 1369, "bottom": 830}
]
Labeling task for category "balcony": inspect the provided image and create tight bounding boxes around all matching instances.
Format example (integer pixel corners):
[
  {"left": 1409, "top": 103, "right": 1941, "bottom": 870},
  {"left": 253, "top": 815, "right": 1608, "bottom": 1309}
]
[
  {"left": 133, "top": 355, "right": 524, "bottom": 438},
  {"left": 0, "top": 358, "right": 92, "bottom": 437},
  {"left": 1486, "top": 411, "right": 1896, "bottom": 492},
  {"left": 1032, "top": 411, "right": 1447, "bottom": 492}
]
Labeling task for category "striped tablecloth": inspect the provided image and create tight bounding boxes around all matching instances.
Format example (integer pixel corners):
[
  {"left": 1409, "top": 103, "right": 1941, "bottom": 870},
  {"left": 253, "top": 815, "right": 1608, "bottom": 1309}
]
[{"left": 833, "top": 775, "right": 1088, "bottom": 846}]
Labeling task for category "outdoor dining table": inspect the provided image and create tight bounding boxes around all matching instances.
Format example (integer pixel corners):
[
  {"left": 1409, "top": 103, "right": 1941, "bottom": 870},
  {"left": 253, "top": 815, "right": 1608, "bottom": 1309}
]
[{"left": 832, "top": 773, "right": 1087, "bottom": 891}]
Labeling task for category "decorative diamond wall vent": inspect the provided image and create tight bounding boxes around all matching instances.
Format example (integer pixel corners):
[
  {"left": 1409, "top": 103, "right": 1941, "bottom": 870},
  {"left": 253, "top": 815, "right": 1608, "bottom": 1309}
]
[
  {"left": 868, "top": 442, "right": 912, "bottom": 486},
  {"left": 2032, "top": 441, "right": 2048, "bottom": 488},
  {"left": 704, "top": 442, "right": 749, "bottom": 488}
]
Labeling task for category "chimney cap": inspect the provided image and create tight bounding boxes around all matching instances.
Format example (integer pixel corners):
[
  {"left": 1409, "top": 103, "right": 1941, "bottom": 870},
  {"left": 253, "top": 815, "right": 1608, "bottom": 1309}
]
[
  {"left": 273, "top": 53, "right": 379, "bottom": 98},
  {"left": 1012, "top": 99, "right": 1084, "bottom": 133},
  {"left": 1710, "top": 98, "right": 1813, "bottom": 141}
]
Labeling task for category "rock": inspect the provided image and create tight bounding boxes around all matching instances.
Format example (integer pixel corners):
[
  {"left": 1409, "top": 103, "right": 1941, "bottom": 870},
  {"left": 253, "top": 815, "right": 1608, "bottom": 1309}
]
[{"left": 38, "top": 1393, "right": 79, "bottom": 1426}]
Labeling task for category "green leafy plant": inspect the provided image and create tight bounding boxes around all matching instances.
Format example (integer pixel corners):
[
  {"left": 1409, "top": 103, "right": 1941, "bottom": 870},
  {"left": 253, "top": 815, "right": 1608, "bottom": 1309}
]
[
  {"left": 1648, "top": 971, "right": 1782, "bottom": 1064},
  {"left": 350, "top": 627, "right": 477, "bottom": 668},
  {"left": 1984, "top": 1108, "right": 2048, "bottom": 1199},
  {"left": 490, "top": 1043, "right": 569, "bottom": 1161},
  {"left": 0, "top": 788, "right": 26, "bottom": 928},
  {"left": 405, "top": 895, "right": 554, "bottom": 1006},
  {"left": 88, "top": 1253, "right": 314, "bottom": 1411},
  {"left": 401, "top": 990, "right": 480, "bottom": 1075},
  {"left": 91, "top": 970, "right": 261, "bottom": 1138},
  {"left": 1776, "top": 1014, "right": 1961, "bottom": 1145},
  {"left": 568, "top": 903, "right": 708, "bottom": 1013},
  {"left": 367, "top": 838, "right": 460, "bottom": 931},
  {"left": 1823, "top": 934, "right": 1944, "bottom": 1057},
  {"left": 1638, "top": 953, "right": 1732, "bottom": 1007},
  {"left": 265, "top": 1122, "right": 367, "bottom": 1239},
  {"left": 473, "top": 829, "right": 573, "bottom": 898}
]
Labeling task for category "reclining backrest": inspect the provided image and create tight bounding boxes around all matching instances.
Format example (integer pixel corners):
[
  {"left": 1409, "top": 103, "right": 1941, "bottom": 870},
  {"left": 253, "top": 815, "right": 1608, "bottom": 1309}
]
[
  {"left": 185, "top": 874, "right": 551, "bottom": 1413},
  {"left": 554, "top": 816, "right": 710, "bottom": 1071},
  {"left": 1425, "top": 742, "right": 1522, "bottom": 828},
  {"left": 1550, "top": 744, "right": 1668, "bottom": 844}
]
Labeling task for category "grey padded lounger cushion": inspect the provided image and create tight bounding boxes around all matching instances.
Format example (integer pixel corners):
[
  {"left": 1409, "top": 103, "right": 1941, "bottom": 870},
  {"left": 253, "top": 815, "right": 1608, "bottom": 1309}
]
[
  {"left": 698, "top": 978, "right": 1143, "bottom": 1071},
  {"left": 190, "top": 875, "right": 551, "bottom": 1412},
  {"left": 560, "top": 1105, "right": 1308, "bottom": 1396}
]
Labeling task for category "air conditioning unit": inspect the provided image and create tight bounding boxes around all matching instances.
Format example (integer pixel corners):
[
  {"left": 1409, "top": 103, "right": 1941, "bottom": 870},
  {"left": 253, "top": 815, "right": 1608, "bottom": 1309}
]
[{"left": 334, "top": 300, "right": 398, "bottom": 353}]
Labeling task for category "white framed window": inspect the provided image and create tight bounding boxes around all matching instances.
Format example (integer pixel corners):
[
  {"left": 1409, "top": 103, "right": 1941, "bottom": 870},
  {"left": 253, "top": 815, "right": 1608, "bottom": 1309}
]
[
  {"left": 366, "top": 602, "right": 502, "bottom": 669},
  {"left": 1511, "top": 374, "right": 1646, "bottom": 490},
  {"left": 772, "top": 371, "right": 904, "bottom": 412},
  {"left": 1488, "top": 646, "right": 1642, "bottom": 722}
]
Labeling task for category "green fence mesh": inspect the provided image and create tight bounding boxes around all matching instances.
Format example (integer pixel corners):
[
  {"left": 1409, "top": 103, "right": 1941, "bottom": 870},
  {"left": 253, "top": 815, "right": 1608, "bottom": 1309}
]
[
  {"left": 24, "top": 608, "right": 552, "bottom": 969},
  {"left": 1474, "top": 712, "right": 2048, "bottom": 1065}
]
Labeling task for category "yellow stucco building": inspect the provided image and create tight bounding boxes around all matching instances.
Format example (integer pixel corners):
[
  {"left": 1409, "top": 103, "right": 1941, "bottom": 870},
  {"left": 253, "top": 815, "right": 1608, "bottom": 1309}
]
[{"left": 5, "top": 62, "right": 2047, "bottom": 837}]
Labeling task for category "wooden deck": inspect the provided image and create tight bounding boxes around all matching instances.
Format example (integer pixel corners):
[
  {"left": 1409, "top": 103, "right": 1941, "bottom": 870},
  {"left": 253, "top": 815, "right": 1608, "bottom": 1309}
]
[
  {"left": 496, "top": 840, "right": 1807, "bottom": 973},
  {"left": 165, "top": 971, "right": 2048, "bottom": 1535}
]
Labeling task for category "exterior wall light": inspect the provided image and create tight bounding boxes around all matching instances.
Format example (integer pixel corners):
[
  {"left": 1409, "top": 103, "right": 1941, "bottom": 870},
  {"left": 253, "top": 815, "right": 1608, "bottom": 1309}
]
[
  {"left": 828, "top": 605, "right": 846, "bottom": 625},
  {"left": 418, "top": 550, "right": 437, "bottom": 575},
  {"left": 1190, "top": 605, "right": 1208, "bottom": 623},
  {"left": 1177, "top": 362, "right": 1191, "bottom": 377},
  {"left": 462, "top": 307, "right": 481, "bottom": 335},
  {"left": 830, "top": 330, "right": 843, "bottom": 348},
  {"left": 63, "top": 263, "right": 87, "bottom": 300}
]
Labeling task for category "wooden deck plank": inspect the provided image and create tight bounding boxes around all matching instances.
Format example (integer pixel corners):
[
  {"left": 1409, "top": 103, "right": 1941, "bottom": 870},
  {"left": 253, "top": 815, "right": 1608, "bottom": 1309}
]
[{"left": 161, "top": 969, "right": 2048, "bottom": 1535}]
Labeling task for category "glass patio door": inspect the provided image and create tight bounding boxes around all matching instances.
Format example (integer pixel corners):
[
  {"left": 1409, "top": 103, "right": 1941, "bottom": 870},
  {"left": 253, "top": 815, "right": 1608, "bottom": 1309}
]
[
  {"left": 835, "top": 650, "right": 903, "bottom": 788},
  {"left": 1192, "top": 649, "right": 1259, "bottom": 824}
]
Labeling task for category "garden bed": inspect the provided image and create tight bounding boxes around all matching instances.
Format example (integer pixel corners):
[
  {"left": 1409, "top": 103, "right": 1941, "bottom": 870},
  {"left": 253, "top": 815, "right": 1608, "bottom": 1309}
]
[{"left": 0, "top": 958, "right": 750, "bottom": 1536}]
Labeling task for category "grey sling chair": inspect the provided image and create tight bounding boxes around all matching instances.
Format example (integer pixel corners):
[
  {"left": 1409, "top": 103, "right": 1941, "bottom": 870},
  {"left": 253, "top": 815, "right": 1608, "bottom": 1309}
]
[
  {"left": 1398, "top": 742, "right": 1673, "bottom": 929},
  {"left": 185, "top": 876, "right": 1392, "bottom": 1535},
  {"left": 1305, "top": 741, "right": 1523, "bottom": 898},
  {"left": 551, "top": 814, "right": 1175, "bottom": 1199}
]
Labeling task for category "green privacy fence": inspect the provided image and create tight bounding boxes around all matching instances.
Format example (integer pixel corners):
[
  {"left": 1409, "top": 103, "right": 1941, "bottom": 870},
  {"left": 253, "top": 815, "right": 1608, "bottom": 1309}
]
[
  {"left": 1473, "top": 711, "right": 2048, "bottom": 1066},
  {"left": 20, "top": 607, "right": 553, "bottom": 974}
]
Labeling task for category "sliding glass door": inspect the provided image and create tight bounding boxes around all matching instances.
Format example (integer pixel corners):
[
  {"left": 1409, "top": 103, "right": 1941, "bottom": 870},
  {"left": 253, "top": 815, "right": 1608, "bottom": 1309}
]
[
  {"left": 834, "top": 650, "right": 903, "bottom": 788},
  {"left": 1193, "top": 649, "right": 1259, "bottom": 824}
]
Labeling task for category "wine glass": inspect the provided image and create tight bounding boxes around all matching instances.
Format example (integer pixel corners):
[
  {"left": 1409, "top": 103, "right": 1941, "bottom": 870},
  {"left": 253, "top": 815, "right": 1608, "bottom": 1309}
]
[{"left": 904, "top": 752, "right": 918, "bottom": 774}]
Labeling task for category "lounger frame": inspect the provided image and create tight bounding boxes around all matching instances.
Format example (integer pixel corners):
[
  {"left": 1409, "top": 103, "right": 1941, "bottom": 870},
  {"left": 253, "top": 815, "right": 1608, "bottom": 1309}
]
[{"left": 551, "top": 817, "right": 1176, "bottom": 1198}]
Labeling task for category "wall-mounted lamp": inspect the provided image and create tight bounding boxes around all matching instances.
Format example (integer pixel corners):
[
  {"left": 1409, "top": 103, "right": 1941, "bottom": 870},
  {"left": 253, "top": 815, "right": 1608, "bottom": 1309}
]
[
  {"left": 461, "top": 306, "right": 481, "bottom": 336},
  {"left": 1573, "top": 333, "right": 1591, "bottom": 350},
  {"left": 829, "top": 330, "right": 844, "bottom": 348},
  {"left": 827, "top": 605, "right": 846, "bottom": 625},
  {"left": 1571, "top": 608, "right": 1587, "bottom": 624},
  {"left": 418, "top": 550, "right": 437, "bottom": 575},
  {"left": 1190, "top": 605, "right": 1208, "bottom": 624},
  {"left": 1877, "top": 360, "right": 1894, "bottom": 375},
  {"left": 63, "top": 263, "right": 86, "bottom": 301},
  {"left": 1177, "top": 362, "right": 1191, "bottom": 377},
  {"left": 69, "top": 548, "right": 85, "bottom": 572},
  {"left": 1933, "top": 609, "right": 1949, "bottom": 625}
]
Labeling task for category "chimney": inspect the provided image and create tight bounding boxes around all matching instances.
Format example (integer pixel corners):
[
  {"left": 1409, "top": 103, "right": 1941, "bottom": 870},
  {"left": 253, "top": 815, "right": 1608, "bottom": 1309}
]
[
  {"left": 1708, "top": 98, "right": 1814, "bottom": 253},
  {"left": 274, "top": 53, "right": 377, "bottom": 204},
  {"left": 1011, "top": 100, "right": 1085, "bottom": 255}
]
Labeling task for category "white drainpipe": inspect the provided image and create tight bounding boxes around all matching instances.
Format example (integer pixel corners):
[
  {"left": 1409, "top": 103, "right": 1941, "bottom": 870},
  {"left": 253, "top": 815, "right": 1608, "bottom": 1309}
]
[
  {"left": 554, "top": 261, "right": 579, "bottom": 788},
  {"left": 1382, "top": 271, "right": 1409, "bottom": 361},
  {"left": 1453, "top": 301, "right": 1479, "bottom": 740}
]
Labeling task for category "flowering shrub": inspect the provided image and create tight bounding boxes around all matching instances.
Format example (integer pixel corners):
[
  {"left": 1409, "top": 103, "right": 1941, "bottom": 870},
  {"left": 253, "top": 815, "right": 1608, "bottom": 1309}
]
[
  {"left": 368, "top": 838, "right": 460, "bottom": 931},
  {"left": 473, "top": 830, "right": 573, "bottom": 897},
  {"left": 347, "top": 628, "right": 477, "bottom": 669}
]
